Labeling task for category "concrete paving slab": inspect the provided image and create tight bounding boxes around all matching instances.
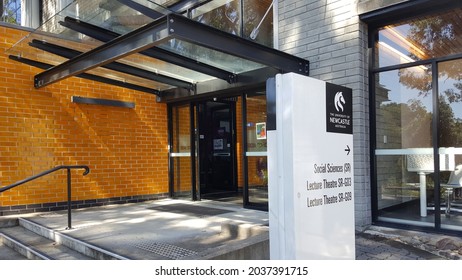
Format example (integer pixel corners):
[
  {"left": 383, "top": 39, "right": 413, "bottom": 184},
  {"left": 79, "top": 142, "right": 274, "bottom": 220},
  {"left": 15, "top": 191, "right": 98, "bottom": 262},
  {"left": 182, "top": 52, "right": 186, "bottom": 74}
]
[
  {"left": 0, "top": 198, "right": 458, "bottom": 260},
  {"left": 24, "top": 199, "right": 270, "bottom": 260}
]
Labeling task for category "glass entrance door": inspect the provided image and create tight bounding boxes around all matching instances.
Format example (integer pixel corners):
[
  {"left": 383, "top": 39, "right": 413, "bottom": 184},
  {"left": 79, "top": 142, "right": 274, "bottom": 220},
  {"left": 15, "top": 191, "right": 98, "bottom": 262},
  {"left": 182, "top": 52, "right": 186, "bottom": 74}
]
[
  {"left": 168, "top": 93, "right": 270, "bottom": 209},
  {"left": 169, "top": 104, "right": 196, "bottom": 199},
  {"left": 244, "top": 94, "right": 268, "bottom": 208},
  {"left": 198, "top": 100, "right": 237, "bottom": 197}
]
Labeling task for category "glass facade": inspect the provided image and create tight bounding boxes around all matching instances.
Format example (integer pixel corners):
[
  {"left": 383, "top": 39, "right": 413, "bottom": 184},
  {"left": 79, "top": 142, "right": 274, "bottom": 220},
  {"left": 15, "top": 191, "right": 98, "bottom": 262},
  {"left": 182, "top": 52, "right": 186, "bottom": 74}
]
[
  {"left": 373, "top": 8, "right": 462, "bottom": 230},
  {"left": 170, "top": 104, "right": 194, "bottom": 199},
  {"left": 168, "top": 92, "right": 268, "bottom": 209},
  {"left": 1, "top": 0, "right": 21, "bottom": 25},
  {"left": 245, "top": 94, "right": 268, "bottom": 205},
  {"left": 191, "top": 0, "right": 273, "bottom": 47},
  {"left": 1, "top": 0, "right": 41, "bottom": 28},
  {"left": 165, "top": 0, "right": 273, "bottom": 209}
]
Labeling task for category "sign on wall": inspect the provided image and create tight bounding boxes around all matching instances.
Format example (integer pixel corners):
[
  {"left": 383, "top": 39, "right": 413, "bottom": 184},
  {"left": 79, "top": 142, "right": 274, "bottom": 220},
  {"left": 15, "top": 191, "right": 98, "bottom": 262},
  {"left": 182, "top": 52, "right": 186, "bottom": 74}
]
[{"left": 267, "top": 73, "right": 355, "bottom": 260}]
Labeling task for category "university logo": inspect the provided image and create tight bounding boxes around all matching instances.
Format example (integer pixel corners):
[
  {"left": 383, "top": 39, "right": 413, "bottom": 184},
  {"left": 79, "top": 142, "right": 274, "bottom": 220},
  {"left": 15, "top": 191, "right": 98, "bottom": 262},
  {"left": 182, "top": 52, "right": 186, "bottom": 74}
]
[
  {"left": 334, "top": 91, "right": 345, "bottom": 112},
  {"left": 326, "top": 83, "right": 352, "bottom": 135}
]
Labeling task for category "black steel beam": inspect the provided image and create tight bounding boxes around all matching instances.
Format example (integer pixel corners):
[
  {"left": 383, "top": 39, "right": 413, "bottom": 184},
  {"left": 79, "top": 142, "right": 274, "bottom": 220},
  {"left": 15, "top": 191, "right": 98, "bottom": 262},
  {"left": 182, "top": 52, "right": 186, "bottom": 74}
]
[
  {"left": 167, "top": 14, "right": 310, "bottom": 76},
  {"left": 29, "top": 39, "right": 193, "bottom": 89},
  {"left": 60, "top": 16, "right": 236, "bottom": 83},
  {"left": 117, "top": 0, "right": 212, "bottom": 17},
  {"left": 10, "top": 56, "right": 160, "bottom": 95},
  {"left": 35, "top": 17, "right": 171, "bottom": 88},
  {"left": 36, "top": 13, "right": 308, "bottom": 89},
  {"left": 60, "top": 18, "right": 120, "bottom": 42},
  {"left": 115, "top": 0, "right": 165, "bottom": 19}
]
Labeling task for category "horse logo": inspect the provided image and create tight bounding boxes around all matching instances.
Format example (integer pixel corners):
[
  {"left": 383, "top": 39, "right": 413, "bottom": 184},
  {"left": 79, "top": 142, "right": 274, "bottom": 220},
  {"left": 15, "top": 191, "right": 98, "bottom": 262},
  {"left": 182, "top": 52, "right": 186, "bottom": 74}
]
[{"left": 334, "top": 91, "right": 345, "bottom": 112}]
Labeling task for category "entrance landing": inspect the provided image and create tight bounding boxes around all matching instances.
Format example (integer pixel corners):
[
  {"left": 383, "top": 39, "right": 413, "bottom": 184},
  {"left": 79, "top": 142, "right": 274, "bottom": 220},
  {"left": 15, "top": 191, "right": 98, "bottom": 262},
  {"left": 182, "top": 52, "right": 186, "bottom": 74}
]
[{"left": 4, "top": 199, "right": 269, "bottom": 260}]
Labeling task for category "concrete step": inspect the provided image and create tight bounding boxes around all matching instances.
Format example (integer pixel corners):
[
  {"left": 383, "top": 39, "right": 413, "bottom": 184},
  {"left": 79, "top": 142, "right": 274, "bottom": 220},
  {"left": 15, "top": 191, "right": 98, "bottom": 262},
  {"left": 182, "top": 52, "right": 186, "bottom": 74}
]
[
  {"left": 17, "top": 218, "right": 129, "bottom": 260},
  {"left": 0, "top": 242, "right": 28, "bottom": 260},
  {"left": 0, "top": 226, "right": 92, "bottom": 260},
  {"left": 0, "top": 218, "right": 129, "bottom": 260}
]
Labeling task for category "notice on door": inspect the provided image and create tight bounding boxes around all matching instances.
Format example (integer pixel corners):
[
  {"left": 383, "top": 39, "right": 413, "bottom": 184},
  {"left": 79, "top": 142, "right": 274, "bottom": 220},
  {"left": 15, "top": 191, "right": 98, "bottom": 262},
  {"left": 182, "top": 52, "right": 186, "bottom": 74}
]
[{"left": 267, "top": 73, "right": 355, "bottom": 260}]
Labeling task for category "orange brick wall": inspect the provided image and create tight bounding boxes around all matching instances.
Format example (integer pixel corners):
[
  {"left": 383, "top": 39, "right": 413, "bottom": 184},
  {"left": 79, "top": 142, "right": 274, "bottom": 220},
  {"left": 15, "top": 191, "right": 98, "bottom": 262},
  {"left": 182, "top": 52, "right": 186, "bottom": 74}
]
[{"left": 0, "top": 26, "right": 169, "bottom": 207}]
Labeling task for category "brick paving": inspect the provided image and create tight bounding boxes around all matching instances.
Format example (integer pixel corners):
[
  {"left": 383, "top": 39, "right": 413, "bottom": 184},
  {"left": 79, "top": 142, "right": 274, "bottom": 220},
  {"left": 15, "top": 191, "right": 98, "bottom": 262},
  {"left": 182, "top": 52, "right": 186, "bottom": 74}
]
[{"left": 355, "top": 232, "right": 444, "bottom": 260}]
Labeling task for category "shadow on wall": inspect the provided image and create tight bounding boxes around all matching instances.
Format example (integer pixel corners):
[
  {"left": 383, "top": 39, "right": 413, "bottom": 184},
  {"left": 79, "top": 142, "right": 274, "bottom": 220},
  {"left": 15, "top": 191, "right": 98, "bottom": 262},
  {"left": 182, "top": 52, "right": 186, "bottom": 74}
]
[{"left": 0, "top": 77, "right": 169, "bottom": 206}]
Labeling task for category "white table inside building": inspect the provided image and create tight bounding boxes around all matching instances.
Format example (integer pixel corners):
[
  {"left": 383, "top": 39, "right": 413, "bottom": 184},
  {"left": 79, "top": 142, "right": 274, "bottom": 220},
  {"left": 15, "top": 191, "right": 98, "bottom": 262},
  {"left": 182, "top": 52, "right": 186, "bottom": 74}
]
[{"left": 376, "top": 148, "right": 457, "bottom": 218}]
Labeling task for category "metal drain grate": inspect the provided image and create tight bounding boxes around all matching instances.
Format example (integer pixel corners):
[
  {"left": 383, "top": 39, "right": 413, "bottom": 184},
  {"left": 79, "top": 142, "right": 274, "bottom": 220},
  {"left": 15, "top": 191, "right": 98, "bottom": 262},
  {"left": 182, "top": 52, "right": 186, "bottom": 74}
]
[{"left": 132, "top": 241, "right": 197, "bottom": 259}]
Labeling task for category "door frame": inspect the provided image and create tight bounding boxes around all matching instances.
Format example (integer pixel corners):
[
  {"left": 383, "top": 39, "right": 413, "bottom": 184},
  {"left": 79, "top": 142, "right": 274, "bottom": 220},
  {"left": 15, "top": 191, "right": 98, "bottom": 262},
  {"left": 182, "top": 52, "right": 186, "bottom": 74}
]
[
  {"left": 197, "top": 99, "right": 238, "bottom": 198},
  {"left": 168, "top": 91, "right": 268, "bottom": 210}
]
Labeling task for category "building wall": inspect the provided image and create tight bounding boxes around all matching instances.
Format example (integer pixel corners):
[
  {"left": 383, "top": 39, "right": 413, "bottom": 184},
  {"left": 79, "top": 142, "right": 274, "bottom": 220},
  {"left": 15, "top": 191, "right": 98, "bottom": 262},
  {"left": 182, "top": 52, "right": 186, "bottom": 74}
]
[
  {"left": 0, "top": 26, "right": 169, "bottom": 215},
  {"left": 357, "top": 0, "right": 408, "bottom": 14},
  {"left": 277, "top": 0, "right": 371, "bottom": 227}
]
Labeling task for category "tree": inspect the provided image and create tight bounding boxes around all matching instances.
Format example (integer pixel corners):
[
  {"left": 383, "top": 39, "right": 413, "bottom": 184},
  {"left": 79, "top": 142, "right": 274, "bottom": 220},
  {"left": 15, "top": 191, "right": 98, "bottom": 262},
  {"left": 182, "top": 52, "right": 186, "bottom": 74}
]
[{"left": 1, "top": 0, "right": 21, "bottom": 25}]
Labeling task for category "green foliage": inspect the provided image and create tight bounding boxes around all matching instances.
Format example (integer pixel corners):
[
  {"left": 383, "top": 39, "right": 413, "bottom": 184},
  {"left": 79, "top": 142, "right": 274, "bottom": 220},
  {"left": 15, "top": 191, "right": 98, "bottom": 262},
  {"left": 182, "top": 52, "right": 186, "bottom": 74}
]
[
  {"left": 399, "top": 12, "right": 462, "bottom": 100},
  {"left": 1, "top": 0, "right": 21, "bottom": 25}
]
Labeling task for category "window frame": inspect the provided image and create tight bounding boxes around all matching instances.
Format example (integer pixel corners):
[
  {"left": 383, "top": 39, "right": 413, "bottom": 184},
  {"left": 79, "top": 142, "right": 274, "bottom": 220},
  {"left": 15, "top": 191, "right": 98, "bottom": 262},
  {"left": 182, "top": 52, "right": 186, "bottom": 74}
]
[{"left": 369, "top": 3, "right": 462, "bottom": 233}]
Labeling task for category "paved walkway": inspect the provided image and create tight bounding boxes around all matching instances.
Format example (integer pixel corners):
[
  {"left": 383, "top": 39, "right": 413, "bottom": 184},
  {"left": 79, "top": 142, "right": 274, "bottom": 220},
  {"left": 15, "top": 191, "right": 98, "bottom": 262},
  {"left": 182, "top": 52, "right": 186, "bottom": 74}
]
[
  {"left": 355, "top": 231, "right": 444, "bottom": 260},
  {"left": 2, "top": 199, "right": 462, "bottom": 260},
  {"left": 2, "top": 199, "right": 270, "bottom": 260},
  {"left": 356, "top": 225, "right": 462, "bottom": 260}
]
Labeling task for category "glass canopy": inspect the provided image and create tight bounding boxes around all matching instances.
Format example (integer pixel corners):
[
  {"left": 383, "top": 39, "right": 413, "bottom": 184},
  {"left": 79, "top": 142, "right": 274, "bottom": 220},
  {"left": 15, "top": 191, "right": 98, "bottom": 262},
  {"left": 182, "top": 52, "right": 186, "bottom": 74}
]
[{"left": 6, "top": 0, "right": 309, "bottom": 100}]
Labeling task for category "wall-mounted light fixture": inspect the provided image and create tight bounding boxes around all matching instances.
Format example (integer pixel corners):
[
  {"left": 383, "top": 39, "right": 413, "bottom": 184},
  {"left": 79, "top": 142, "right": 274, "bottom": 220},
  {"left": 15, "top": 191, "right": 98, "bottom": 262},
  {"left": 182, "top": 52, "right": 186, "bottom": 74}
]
[{"left": 71, "top": 96, "right": 135, "bottom": 108}]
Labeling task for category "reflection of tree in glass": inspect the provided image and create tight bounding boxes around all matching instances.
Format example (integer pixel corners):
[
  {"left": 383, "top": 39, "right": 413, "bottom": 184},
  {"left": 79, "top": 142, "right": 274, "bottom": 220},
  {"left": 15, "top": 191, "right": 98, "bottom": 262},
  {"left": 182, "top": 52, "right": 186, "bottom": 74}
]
[
  {"left": 408, "top": 16, "right": 457, "bottom": 60},
  {"left": 168, "top": 1, "right": 242, "bottom": 72},
  {"left": 1, "top": 0, "right": 21, "bottom": 24},
  {"left": 395, "top": 12, "right": 462, "bottom": 149},
  {"left": 196, "top": 1, "right": 240, "bottom": 35},
  {"left": 398, "top": 67, "right": 432, "bottom": 95},
  {"left": 438, "top": 98, "right": 459, "bottom": 147},
  {"left": 399, "top": 12, "right": 462, "bottom": 100},
  {"left": 439, "top": 60, "right": 462, "bottom": 104},
  {"left": 243, "top": 0, "right": 273, "bottom": 47},
  {"left": 379, "top": 100, "right": 431, "bottom": 148},
  {"left": 379, "top": 97, "right": 461, "bottom": 149}
]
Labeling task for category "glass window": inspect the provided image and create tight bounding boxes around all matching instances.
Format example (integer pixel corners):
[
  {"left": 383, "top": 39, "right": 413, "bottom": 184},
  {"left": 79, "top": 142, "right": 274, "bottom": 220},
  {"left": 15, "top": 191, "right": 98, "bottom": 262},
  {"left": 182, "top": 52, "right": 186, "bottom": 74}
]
[
  {"left": 1, "top": 0, "right": 42, "bottom": 28},
  {"left": 191, "top": 0, "right": 242, "bottom": 36},
  {"left": 191, "top": 0, "right": 274, "bottom": 47},
  {"left": 246, "top": 94, "right": 268, "bottom": 205},
  {"left": 376, "top": 8, "right": 462, "bottom": 68},
  {"left": 243, "top": 0, "right": 273, "bottom": 47},
  {"left": 375, "top": 65, "right": 434, "bottom": 226},
  {"left": 438, "top": 58, "right": 462, "bottom": 230},
  {"left": 171, "top": 105, "right": 193, "bottom": 198},
  {"left": 2, "top": 0, "right": 21, "bottom": 25},
  {"left": 374, "top": 7, "right": 462, "bottom": 231}
]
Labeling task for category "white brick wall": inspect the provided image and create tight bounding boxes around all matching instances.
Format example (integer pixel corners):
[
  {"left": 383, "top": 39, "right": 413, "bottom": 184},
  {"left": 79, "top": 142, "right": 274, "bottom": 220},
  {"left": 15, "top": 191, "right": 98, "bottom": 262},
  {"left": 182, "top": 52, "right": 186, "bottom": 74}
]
[{"left": 278, "top": 0, "right": 371, "bottom": 227}]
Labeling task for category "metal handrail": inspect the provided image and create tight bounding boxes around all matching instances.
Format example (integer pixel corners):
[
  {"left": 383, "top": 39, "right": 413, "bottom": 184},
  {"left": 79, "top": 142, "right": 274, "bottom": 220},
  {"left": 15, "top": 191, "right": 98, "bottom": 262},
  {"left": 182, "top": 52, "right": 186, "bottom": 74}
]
[{"left": 0, "top": 165, "right": 90, "bottom": 229}]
